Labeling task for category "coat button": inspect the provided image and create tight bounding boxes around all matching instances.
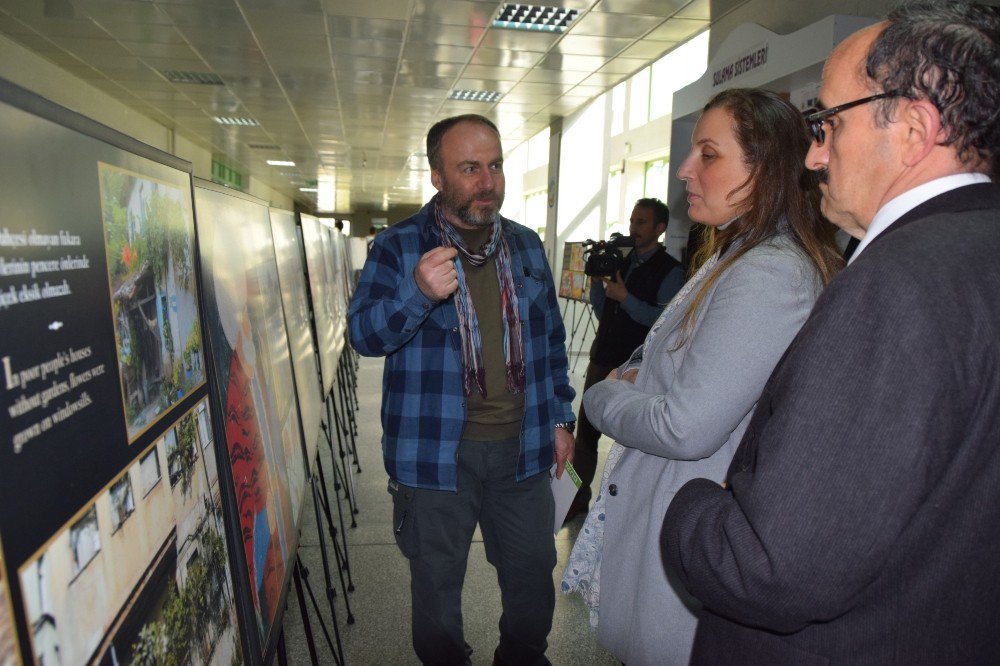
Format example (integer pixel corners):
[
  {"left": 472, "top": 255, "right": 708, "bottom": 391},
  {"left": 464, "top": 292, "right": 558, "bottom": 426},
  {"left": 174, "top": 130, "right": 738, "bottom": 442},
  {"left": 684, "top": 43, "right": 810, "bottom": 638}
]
[{"left": 608, "top": 484, "right": 618, "bottom": 496}]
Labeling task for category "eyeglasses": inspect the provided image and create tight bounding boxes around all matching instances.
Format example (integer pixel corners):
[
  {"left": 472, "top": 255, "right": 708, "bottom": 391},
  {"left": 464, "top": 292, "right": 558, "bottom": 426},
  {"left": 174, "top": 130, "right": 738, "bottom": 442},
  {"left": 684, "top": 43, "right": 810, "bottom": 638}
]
[{"left": 804, "top": 92, "right": 902, "bottom": 145}]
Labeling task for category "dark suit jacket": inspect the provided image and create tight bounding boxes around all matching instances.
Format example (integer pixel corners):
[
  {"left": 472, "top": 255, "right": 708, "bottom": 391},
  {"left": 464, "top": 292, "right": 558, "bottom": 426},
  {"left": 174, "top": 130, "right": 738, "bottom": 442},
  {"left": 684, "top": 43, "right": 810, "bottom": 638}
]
[{"left": 662, "top": 183, "right": 1000, "bottom": 664}]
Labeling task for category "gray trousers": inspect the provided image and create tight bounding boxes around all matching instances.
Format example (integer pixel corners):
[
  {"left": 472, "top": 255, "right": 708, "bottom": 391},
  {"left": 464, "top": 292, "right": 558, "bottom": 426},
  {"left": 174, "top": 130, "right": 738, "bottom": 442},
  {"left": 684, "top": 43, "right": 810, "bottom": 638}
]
[{"left": 388, "top": 437, "right": 556, "bottom": 666}]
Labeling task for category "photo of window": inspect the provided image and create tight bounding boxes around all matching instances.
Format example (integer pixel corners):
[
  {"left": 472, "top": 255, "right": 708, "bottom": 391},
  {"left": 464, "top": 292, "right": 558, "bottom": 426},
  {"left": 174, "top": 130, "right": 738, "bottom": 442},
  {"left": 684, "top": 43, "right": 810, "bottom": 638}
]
[
  {"left": 99, "top": 163, "right": 206, "bottom": 441},
  {"left": 109, "top": 474, "right": 136, "bottom": 532}
]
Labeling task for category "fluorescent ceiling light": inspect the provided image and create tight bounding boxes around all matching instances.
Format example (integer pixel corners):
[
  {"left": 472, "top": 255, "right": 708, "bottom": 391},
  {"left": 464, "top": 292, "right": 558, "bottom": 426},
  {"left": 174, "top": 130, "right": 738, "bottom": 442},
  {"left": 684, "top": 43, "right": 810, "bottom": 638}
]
[
  {"left": 299, "top": 187, "right": 318, "bottom": 192},
  {"left": 266, "top": 160, "right": 296, "bottom": 166},
  {"left": 213, "top": 116, "right": 259, "bottom": 126},
  {"left": 494, "top": 4, "right": 579, "bottom": 32},
  {"left": 448, "top": 89, "right": 503, "bottom": 103}
]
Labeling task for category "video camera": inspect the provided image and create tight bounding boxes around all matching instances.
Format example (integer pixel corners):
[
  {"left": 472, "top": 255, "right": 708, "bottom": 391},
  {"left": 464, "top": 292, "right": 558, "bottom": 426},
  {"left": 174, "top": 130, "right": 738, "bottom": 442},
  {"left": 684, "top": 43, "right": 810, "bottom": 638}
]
[{"left": 583, "top": 233, "right": 635, "bottom": 279}]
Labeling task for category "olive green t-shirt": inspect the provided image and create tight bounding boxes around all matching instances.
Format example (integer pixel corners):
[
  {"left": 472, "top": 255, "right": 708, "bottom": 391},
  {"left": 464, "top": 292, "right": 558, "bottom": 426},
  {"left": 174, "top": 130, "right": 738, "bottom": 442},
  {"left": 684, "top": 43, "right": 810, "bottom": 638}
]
[{"left": 454, "top": 225, "right": 524, "bottom": 441}]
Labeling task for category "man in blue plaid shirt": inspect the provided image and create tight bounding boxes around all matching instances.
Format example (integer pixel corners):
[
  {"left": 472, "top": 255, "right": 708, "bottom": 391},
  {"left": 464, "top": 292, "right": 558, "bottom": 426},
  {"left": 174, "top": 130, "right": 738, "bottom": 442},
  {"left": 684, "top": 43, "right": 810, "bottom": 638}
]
[{"left": 349, "top": 114, "right": 575, "bottom": 666}]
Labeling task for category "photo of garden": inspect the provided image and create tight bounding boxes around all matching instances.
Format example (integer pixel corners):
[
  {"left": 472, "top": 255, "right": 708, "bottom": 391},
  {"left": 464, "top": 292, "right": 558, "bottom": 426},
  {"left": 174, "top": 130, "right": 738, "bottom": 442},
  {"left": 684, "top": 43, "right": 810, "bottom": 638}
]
[{"left": 100, "top": 163, "right": 205, "bottom": 440}]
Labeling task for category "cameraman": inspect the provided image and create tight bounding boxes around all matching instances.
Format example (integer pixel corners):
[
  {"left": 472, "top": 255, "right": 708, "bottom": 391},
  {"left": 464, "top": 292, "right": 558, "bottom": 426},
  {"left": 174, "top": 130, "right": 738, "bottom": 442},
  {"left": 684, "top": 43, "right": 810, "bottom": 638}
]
[{"left": 569, "top": 198, "right": 684, "bottom": 520}]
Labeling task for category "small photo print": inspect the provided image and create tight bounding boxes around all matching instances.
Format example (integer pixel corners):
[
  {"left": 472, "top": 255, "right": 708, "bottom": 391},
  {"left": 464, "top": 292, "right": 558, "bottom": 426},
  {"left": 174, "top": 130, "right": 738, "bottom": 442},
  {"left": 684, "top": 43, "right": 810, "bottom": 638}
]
[
  {"left": 99, "top": 163, "right": 205, "bottom": 441},
  {"left": 19, "top": 398, "right": 241, "bottom": 665}
]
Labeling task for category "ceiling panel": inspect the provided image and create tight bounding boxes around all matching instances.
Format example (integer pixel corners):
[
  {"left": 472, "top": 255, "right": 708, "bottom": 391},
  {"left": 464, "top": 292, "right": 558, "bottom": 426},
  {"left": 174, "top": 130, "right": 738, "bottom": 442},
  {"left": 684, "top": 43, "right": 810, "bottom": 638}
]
[{"left": 0, "top": 0, "right": 725, "bottom": 212}]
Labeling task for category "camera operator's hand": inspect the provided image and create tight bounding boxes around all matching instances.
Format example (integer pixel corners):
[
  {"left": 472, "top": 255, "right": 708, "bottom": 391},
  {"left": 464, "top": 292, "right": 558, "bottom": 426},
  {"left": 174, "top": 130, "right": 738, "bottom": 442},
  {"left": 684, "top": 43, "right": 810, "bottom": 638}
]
[
  {"left": 605, "top": 270, "right": 628, "bottom": 302},
  {"left": 415, "top": 246, "right": 459, "bottom": 301}
]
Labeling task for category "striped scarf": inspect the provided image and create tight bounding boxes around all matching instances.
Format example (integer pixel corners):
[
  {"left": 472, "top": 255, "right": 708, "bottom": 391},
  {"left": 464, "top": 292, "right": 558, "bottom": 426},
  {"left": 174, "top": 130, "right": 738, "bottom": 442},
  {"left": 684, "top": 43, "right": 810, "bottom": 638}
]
[{"left": 433, "top": 196, "right": 525, "bottom": 397}]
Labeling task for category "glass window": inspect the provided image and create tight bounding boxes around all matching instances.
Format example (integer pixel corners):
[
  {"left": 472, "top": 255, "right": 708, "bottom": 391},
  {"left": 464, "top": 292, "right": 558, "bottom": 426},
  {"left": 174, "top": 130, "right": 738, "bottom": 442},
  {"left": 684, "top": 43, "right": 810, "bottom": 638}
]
[
  {"left": 650, "top": 31, "right": 711, "bottom": 120},
  {"left": 644, "top": 158, "right": 669, "bottom": 202},
  {"left": 610, "top": 82, "right": 626, "bottom": 136},
  {"left": 527, "top": 128, "right": 550, "bottom": 171},
  {"left": 139, "top": 446, "right": 161, "bottom": 495},
  {"left": 628, "top": 67, "right": 651, "bottom": 129},
  {"left": 70, "top": 506, "right": 100, "bottom": 575},
  {"left": 606, "top": 169, "right": 623, "bottom": 237},
  {"left": 525, "top": 190, "right": 548, "bottom": 241},
  {"left": 109, "top": 474, "right": 136, "bottom": 532}
]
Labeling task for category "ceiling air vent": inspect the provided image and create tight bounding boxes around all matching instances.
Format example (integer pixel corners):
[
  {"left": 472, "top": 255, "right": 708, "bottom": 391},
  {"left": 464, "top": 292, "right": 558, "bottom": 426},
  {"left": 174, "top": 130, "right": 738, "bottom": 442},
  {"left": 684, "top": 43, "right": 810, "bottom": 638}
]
[
  {"left": 161, "top": 70, "right": 224, "bottom": 85},
  {"left": 248, "top": 143, "right": 281, "bottom": 150}
]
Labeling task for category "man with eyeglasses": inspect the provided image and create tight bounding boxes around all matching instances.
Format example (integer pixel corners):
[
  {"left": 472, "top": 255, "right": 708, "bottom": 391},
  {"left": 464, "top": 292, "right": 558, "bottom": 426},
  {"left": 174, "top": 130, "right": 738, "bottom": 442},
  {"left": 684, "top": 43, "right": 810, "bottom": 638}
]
[{"left": 661, "top": 2, "right": 1000, "bottom": 663}]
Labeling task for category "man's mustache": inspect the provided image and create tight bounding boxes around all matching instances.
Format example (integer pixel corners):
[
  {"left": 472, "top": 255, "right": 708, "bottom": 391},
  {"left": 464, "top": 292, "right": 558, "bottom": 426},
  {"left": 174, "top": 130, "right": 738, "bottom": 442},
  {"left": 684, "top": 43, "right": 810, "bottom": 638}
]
[{"left": 816, "top": 168, "right": 829, "bottom": 185}]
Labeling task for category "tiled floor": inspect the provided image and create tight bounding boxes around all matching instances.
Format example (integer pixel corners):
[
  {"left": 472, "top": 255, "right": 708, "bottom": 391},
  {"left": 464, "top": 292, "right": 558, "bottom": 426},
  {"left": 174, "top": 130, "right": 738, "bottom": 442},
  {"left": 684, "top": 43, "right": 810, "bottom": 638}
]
[{"left": 282, "top": 352, "right": 618, "bottom": 665}]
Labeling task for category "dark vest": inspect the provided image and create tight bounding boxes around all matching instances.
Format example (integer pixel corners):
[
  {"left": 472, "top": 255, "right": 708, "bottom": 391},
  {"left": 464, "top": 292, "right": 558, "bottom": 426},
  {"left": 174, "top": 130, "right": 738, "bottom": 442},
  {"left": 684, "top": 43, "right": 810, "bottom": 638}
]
[{"left": 590, "top": 246, "right": 680, "bottom": 366}]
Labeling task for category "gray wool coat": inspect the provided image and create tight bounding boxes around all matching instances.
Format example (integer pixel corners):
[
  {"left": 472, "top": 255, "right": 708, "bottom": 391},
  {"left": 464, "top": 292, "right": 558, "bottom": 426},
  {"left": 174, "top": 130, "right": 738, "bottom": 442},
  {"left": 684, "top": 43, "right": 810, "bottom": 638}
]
[{"left": 582, "top": 232, "right": 823, "bottom": 666}]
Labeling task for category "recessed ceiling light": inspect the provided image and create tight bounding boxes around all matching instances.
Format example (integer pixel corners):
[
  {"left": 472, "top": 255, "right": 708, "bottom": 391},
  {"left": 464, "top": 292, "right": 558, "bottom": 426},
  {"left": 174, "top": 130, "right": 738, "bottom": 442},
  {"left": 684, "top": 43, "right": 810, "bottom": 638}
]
[
  {"left": 493, "top": 4, "right": 579, "bottom": 32},
  {"left": 299, "top": 187, "right": 318, "bottom": 192},
  {"left": 161, "top": 70, "right": 224, "bottom": 85},
  {"left": 448, "top": 89, "right": 503, "bottom": 103},
  {"left": 213, "top": 116, "right": 259, "bottom": 126},
  {"left": 266, "top": 160, "right": 296, "bottom": 166}
]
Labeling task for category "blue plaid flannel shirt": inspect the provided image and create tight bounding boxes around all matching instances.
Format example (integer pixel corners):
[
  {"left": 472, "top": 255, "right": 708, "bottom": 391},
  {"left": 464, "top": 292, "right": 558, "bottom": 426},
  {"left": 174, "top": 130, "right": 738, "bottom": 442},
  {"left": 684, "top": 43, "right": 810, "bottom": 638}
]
[{"left": 348, "top": 202, "right": 575, "bottom": 491}]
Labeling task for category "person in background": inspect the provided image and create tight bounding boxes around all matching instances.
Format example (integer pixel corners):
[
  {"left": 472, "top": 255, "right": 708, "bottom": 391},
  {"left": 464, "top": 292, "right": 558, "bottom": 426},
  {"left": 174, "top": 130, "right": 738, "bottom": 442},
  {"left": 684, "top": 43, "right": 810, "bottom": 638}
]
[
  {"left": 349, "top": 114, "right": 575, "bottom": 666},
  {"left": 568, "top": 198, "right": 685, "bottom": 521},
  {"left": 365, "top": 225, "right": 377, "bottom": 251},
  {"left": 562, "top": 88, "right": 842, "bottom": 665},
  {"left": 663, "top": 3, "right": 1000, "bottom": 663}
]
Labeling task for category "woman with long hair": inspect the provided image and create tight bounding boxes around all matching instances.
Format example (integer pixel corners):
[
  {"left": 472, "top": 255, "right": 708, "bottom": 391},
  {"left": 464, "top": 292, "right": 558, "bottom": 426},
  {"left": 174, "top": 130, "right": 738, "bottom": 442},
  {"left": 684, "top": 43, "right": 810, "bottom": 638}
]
[{"left": 562, "top": 88, "right": 843, "bottom": 665}]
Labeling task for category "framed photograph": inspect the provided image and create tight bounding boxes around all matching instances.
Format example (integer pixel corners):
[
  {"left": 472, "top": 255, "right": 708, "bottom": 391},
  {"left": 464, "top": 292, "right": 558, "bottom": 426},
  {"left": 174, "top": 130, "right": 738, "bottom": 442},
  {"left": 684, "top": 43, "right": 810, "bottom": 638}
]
[
  {"left": 300, "top": 214, "right": 339, "bottom": 397},
  {"left": 17, "top": 398, "right": 241, "bottom": 666},
  {"left": 559, "top": 242, "right": 591, "bottom": 303},
  {"left": 196, "top": 181, "right": 306, "bottom": 661},
  {"left": 269, "top": 208, "right": 323, "bottom": 471}
]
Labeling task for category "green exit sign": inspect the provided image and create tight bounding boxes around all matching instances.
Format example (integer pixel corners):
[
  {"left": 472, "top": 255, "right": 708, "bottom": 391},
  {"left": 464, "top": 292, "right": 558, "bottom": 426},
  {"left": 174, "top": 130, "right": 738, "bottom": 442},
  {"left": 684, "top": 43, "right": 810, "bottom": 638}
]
[{"left": 211, "top": 156, "right": 246, "bottom": 191}]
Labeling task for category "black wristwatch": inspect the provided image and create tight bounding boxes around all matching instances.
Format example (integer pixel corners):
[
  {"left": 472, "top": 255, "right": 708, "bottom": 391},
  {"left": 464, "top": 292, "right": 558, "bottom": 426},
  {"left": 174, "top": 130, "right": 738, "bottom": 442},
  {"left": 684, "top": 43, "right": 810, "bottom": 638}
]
[{"left": 554, "top": 421, "right": 576, "bottom": 435}]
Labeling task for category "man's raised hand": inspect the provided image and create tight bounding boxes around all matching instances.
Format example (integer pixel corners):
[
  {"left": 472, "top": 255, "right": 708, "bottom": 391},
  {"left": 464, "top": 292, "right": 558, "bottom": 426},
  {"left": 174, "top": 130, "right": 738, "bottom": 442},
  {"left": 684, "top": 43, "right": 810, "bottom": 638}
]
[{"left": 415, "top": 246, "right": 459, "bottom": 301}]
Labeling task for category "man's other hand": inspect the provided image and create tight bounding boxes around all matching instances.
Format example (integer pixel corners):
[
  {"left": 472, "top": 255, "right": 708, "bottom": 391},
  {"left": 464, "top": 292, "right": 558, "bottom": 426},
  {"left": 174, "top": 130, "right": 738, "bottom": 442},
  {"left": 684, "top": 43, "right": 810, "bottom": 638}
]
[
  {"left": 554, "top": 427, "right": 575, "bottom": 479},
  {"left": 605, "top": 271, "right": 627, "bottom": 302}
]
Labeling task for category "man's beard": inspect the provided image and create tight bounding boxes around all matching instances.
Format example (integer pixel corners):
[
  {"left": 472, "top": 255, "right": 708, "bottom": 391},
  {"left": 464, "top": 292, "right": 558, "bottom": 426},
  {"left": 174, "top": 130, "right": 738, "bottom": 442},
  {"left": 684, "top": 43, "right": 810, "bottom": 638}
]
[{"left": 440, "top": 186, "right": 503, "bottom": 228}]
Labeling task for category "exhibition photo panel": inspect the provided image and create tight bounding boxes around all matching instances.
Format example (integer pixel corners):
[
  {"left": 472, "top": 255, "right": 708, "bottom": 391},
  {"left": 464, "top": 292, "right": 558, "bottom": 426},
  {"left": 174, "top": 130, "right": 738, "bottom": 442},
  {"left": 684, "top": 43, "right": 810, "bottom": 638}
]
[
  {"left": 299, "top": 214, "right": 338, "bottom": 397},
  {"left": 0, "top": 79, "right": 242, "bottom": 666},
  {"left": 268, "top": 208, "right": 323, "bottom": 470},
  {"left": 195, "top": 182, "right": 308, "bottom": 659}
]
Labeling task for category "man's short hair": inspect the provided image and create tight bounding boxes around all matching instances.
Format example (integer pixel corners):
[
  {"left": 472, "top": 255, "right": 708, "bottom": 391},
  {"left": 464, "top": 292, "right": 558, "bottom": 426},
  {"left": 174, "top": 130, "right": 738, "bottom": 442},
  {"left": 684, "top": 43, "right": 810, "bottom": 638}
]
[
  {"left": 866, "top": 0, "right": 999, "bottom": 175},
  {"left": 635, "top": 197, "right": 670, "bottom": 228},
  {"left": 426, "top": 114, "right": 501, "bottom": 172}
]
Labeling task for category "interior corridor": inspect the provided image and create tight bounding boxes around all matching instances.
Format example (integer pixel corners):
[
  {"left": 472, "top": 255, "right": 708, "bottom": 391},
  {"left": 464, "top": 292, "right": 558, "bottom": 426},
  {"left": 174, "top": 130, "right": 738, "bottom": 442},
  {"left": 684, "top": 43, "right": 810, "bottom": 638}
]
[{"left": 282, "top": 351, "right": 618, "bottom": 665}]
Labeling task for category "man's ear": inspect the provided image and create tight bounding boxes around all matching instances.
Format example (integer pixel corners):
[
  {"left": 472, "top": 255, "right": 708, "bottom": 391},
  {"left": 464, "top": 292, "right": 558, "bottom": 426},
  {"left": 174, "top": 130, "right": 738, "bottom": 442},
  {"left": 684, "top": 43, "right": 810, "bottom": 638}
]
[
  {"left": 899, "top": 98, "right": 942, "bottom": 167},
  {"left": 430, "top": 169, "right": 442, "bottom": 192}
]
